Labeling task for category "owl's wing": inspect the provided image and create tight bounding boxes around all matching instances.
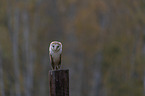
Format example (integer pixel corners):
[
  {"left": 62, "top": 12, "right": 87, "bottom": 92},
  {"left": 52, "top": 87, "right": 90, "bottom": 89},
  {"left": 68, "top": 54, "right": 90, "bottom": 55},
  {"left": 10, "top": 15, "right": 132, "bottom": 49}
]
[
  {"left": 49, "top": 54, "right": 55, "bottom": 70},
  {"left": 58, "top": 54, "right": 61, "bottom": 69}
]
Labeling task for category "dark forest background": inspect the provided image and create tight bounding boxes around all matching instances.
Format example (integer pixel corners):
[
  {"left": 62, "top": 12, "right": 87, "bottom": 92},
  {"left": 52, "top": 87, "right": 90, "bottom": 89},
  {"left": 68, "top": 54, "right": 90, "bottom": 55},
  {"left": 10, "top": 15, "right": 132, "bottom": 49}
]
[{"left": 0, "top": 0, "right": 145, "bottom": 96}]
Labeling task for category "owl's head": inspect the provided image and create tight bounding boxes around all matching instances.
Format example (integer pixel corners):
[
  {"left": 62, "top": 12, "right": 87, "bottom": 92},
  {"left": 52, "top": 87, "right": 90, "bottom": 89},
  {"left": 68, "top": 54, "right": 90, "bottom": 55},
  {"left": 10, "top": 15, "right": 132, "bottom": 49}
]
[{"left": 49, "top": 41, "right": 62, "bottom": 53}]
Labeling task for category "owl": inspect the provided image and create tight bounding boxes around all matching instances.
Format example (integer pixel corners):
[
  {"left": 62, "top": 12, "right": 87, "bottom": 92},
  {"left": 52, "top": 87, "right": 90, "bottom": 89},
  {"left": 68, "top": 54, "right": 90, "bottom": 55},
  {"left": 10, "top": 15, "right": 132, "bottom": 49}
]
[{"left": 49, "top": 41, "right": 62, "bottom": 70}]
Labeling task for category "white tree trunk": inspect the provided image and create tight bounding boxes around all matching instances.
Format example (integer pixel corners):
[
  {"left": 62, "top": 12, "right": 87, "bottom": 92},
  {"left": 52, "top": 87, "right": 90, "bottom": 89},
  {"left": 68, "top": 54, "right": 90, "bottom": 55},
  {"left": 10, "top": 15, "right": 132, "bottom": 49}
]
[
  {"left": 7, "top": 1, "right": 21, "bottom": 96},
  {"left": 0, "top": 46, "right": 5, "bottom": 96},
  {"left": 13, "top": 7, "right": 21, "bottom": 96},
  {"left": 144, "top": 70, "right": 145, "bottom": 95},
  {"left": 90, "top": 52, "right": 103, "bottom": 96},
  {"left": 7, "top": 1, "right": 21, "bottom": 95},
  {"left": 22, "top": 5, "right": 37, "bottom": 95},
  {"left": 143, "top": 31, "right": 145, "bottom": 95},
  {"left": 22, "top": 9, "right": 31, "bottom": 96}
]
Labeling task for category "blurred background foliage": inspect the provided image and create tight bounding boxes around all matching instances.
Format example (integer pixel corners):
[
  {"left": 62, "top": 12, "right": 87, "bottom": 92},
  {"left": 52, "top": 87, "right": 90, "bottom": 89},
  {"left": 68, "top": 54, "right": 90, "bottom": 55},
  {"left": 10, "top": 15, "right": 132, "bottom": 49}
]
[{"left": 0, "top": 0, "right": 145, "bottom": 96}]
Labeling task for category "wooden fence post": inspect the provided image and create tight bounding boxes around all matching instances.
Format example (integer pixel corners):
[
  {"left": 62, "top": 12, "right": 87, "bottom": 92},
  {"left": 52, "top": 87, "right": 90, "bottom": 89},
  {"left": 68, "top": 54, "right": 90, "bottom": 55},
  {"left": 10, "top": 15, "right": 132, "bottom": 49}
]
[{"left": 49, "top": 69, "right": 69, "bottom": 96}]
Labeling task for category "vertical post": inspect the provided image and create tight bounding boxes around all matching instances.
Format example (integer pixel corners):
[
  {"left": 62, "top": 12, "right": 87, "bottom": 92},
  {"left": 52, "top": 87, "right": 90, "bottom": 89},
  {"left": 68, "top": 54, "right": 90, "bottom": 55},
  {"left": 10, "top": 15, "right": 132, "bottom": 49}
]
[{"left": 49, "top": 69, "right": 69, "bottom": 96}]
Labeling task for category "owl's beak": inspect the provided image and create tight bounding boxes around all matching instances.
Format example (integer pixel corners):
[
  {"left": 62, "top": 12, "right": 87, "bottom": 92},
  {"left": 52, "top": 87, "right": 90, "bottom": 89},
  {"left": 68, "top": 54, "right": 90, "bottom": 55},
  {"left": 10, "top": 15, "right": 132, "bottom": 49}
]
[
  {"left": 53, "top": 47, "right": 57, "bottom": 52},
  {"left": 55, "top": 47, "right": 57, "bottom": 50}
]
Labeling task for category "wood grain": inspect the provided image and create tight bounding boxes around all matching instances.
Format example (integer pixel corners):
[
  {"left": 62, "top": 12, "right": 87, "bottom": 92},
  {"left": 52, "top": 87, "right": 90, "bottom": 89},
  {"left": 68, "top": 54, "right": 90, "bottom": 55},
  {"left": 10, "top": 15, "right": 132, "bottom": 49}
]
[{"left": 49, "top": 69, "right": 69, "bottom": 96}]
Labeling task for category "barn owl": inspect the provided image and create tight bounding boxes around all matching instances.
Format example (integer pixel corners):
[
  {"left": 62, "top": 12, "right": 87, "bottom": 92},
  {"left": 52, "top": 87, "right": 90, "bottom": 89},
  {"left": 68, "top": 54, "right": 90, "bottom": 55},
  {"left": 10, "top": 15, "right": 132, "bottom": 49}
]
[{"left": 49, "top": 41, "right": 62, "bottom": 70}]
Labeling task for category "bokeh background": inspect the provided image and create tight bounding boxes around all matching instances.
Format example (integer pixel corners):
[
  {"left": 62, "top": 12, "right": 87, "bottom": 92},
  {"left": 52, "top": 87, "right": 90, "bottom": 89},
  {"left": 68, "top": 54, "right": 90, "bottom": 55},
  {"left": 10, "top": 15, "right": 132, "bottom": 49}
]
[{"left": 0, "top": 0, "right": 145, "bottom": 96}]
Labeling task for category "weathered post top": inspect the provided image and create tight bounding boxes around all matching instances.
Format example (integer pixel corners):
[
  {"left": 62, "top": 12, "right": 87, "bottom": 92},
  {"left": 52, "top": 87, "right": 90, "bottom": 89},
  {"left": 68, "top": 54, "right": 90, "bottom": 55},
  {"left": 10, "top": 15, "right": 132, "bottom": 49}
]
[{"left": 49, "top": 69, "right": 69, "bottom": 96}]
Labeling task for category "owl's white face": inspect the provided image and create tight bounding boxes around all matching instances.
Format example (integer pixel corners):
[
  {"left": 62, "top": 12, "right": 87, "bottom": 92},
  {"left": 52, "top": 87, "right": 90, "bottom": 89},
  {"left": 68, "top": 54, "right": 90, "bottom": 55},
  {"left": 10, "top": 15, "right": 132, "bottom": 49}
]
[{"left": 49, "top": 41, "right": 62, "bottom": 53}]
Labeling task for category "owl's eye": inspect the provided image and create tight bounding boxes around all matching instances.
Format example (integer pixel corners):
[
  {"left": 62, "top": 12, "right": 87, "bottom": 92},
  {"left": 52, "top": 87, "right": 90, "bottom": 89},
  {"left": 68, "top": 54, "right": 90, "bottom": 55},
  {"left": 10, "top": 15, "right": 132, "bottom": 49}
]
[
  {"left": 57, "top": 46, "right": 59, "bottom": 48},
  {"left": 52, "top": 45, "right": 54, "bottom": 48}
]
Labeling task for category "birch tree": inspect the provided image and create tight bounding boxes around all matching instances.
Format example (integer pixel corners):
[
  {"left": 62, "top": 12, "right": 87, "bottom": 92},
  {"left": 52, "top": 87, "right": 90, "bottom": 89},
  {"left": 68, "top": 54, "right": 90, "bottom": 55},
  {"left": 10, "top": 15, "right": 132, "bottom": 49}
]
[
  {"left": 0, "top": 45, "right": 5, "bottom": 96},
  {"left": 143, "top": 31, "right": 145, "bottom": 95},
  {"left": 13, "top": 8, "right": 21, "bottom": 96},
  {"left": 22, "top": 7, "right": 32, "bottom": 96},
  {"left": 22, "top": 1, "right": 38, "bottom": 95},
  {"left": 7, "top": 1, "right": 21, "bottom": 95}
]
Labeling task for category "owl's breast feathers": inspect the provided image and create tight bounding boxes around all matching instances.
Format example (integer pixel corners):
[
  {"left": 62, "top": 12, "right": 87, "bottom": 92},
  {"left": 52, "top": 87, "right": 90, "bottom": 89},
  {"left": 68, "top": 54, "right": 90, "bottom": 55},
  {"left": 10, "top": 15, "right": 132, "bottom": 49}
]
[
  {"left": 52, "top": 53, "right": 60, "bottom": 62},
  {"left": 50, "top": 52, "right": 61, "bottom": 65}
]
